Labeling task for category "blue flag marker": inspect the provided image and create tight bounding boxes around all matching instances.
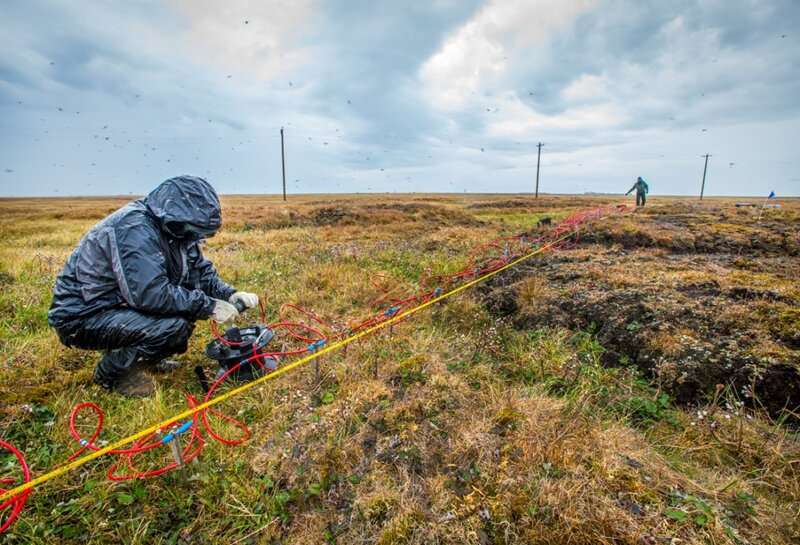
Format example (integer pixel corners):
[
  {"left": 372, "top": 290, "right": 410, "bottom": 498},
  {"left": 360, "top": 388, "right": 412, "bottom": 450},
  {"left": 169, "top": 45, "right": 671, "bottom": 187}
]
[{"left": 758, "top": 191, "right": 778, "bottom": 221}]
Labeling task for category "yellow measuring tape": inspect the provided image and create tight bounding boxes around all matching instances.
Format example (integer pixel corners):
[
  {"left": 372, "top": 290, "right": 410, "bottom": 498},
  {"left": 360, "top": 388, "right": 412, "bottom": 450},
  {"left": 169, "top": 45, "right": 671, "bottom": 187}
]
[{"left": 0, "top": 231, "right": 575, "bottom": 503}]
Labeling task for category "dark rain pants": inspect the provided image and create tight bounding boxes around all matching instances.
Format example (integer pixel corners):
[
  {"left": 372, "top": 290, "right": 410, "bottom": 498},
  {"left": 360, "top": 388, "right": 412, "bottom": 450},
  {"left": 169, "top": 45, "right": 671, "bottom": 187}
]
[
  {"left": 636, "top": 191, "right": 646, "bottom": 207},
  {"left": 54, "top": 309, "right": 194, "bottom": 386}
]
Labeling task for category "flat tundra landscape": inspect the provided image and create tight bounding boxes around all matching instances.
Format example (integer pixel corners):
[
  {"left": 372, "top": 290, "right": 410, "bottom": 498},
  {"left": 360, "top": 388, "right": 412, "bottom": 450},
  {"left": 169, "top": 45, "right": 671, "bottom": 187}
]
[{"left": 1, "top": 194, "right": 799, "bottom": 544}]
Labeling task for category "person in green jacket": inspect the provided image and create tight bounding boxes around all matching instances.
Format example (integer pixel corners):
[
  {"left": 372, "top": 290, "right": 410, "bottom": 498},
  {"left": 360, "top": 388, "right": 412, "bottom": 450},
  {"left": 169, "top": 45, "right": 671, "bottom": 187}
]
[{"left": 626, "top": 177, "right": 649, "bottom": 207}]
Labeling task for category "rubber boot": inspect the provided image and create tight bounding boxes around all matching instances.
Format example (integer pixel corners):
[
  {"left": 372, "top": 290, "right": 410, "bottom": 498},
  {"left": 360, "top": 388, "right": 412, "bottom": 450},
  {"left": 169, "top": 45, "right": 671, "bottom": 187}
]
[
  {"left": 94, "top": 365, "right": 156, "bottom": 398},
  {"left": 113, "top": 367, "right": 156, "bottom": 398}
]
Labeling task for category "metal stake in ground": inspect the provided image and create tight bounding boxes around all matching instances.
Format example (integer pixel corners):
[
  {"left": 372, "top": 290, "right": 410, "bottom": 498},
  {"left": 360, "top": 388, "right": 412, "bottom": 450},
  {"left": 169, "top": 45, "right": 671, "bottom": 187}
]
[
  {"left": 168, "top": 439, "right": 184, "bottom": 468},
  {"left": 700, "top": 154, "right": 711, "bottom": 201}
]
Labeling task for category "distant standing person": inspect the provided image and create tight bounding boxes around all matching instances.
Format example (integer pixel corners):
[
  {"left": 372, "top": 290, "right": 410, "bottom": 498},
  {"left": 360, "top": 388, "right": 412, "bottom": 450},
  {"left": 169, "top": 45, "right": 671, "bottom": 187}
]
[{"left": 626, "top": 176, "right": 649, "bottom": 207}]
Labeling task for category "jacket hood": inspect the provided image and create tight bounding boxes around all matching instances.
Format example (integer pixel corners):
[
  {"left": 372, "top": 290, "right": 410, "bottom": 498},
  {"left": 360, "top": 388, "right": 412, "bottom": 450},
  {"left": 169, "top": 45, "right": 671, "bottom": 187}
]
[{"left": 144, "top": 176, "right": 222, "bottom": 239}]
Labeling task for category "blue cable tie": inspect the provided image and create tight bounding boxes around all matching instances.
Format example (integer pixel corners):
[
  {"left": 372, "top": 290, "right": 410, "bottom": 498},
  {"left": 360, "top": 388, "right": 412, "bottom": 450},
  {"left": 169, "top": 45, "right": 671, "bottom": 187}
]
[
  {"left": 384, "top": 305, "right": 400, "bottom": 316},
  {"left": 175, "top": 420, "right": 192, "bottom": 436},
  {"left": 307, "top": 339, "right": 326, "bottom": 351},
  {"left": 433, "top": 287, "right": 443, "bottom": 297},
  {"left": 80, "top": 439, "right": 88, "bottom": 446},
  {"left": 161, "top": 420, "right": 193, "bottom": 444}
]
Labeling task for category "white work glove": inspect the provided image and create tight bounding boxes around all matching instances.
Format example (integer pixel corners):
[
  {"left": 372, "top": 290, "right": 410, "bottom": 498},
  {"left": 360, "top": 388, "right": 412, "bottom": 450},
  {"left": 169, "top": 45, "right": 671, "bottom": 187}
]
[
  {"left": 229, "top": 291, "right": 259, "bottom": 310},
  {"left": 211, "top": 299, "right": 239, "bottom": 323}
]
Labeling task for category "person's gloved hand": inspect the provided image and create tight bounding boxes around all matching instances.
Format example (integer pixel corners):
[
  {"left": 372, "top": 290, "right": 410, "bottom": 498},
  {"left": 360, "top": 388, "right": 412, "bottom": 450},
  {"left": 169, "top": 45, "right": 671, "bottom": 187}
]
[
  {"left": 229, "top": 291, "right": 259, "bottom": 310},
  {"left": 211, "top": 299, "right": 239, "bottom": 323}
]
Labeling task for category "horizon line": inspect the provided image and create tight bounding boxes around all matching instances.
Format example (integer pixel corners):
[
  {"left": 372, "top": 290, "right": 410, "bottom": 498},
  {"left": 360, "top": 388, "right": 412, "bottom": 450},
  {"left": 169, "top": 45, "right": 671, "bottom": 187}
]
[{"left": 0, "top": 192, "right": 796, "bottom": 200}]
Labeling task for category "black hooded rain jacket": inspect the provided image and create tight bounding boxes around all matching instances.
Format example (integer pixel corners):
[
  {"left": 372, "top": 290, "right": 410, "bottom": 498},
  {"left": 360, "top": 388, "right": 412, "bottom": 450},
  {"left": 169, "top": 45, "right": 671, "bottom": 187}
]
[{"left": 48, "top": 176, "right": 235, "bottom": 328}]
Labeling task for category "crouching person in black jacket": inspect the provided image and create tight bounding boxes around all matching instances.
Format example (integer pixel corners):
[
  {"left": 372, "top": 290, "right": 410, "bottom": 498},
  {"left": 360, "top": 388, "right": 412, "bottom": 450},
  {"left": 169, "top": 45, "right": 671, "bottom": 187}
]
[{"left": 48, "top": 175, "right": 259, "bottom": 397}]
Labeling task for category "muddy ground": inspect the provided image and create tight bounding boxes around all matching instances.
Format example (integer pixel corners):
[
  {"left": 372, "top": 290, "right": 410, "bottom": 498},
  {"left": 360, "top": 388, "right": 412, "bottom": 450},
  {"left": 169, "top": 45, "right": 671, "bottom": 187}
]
[{"left": 479, "top": 202, "right": 800, "bottom": 418}]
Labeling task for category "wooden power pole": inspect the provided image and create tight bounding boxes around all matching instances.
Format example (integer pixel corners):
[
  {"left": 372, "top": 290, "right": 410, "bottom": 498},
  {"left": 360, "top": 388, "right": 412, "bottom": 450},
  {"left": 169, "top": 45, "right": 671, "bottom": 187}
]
[
  {"left": 700, "top": 153, "right": 711, "bottom": 201},
  {"left": 535, "top": 142, "right": 543, "bottom": 199},
  {"left": 280, "top": 127, "right": 287, "bottom": 201}
]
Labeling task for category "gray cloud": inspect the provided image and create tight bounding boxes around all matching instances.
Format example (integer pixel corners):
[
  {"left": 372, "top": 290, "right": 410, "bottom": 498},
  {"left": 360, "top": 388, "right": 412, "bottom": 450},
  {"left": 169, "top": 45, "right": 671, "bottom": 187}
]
[{"left": 0, "top": 0, "right": 798, "bottom": 197}]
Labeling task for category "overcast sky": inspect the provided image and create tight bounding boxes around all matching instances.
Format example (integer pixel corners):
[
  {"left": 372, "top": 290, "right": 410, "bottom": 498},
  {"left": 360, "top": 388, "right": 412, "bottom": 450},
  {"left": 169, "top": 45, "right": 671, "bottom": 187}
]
[{"left": 1, "top": 0, "right": 798, "bottom": 197}]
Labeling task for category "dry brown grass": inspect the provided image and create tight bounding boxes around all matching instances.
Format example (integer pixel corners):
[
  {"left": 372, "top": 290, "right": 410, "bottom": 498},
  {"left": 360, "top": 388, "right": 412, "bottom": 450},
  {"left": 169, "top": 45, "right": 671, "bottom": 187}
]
[{"left": 0, "top": 194, "right": 798, "bottom": 544}]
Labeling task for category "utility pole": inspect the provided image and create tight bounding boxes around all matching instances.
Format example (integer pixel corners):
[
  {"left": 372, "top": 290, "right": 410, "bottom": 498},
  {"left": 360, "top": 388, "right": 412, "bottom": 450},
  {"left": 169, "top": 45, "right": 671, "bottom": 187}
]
[
  {"left": 535, "top": 142, "right": 543, "bottom": 199},
  {"left": 700, "top": 153, "right": 711, "bottom": 201},
  {"left": 280, "top": 127, "right": 287, "bottom": 201}
]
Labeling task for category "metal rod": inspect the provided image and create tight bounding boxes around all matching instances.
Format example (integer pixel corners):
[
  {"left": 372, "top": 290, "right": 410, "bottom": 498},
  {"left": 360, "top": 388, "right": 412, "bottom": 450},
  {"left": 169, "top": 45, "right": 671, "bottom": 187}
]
[
  {"left": 194, "top": 366, "right": 210, "bottom": 394},
  {"left": 168, "top": 439, "right": 184, "bottom": 468}
]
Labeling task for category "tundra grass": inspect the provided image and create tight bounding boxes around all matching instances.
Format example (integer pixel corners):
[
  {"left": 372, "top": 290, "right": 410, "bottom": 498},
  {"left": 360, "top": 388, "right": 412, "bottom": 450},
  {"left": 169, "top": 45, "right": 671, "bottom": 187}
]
[{"left": 0, "top": 194, "right": 798, "bottom": 544}]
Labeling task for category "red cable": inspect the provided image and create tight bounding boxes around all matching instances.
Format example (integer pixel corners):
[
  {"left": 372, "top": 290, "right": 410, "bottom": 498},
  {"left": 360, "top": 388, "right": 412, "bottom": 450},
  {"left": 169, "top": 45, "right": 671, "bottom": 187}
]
[
  {"left": 0, "top": 204, "right": 629, "bottom": 533},
  {"left": 0, "top": 440, "right": 31, "bottom": 534}
]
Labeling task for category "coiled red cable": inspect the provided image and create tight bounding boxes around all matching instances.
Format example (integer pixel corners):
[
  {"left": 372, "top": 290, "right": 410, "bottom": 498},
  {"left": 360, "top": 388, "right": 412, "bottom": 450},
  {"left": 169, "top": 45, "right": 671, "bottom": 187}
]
[{"left": 0, "top": 440, "right": 30, "bottom": 534}]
